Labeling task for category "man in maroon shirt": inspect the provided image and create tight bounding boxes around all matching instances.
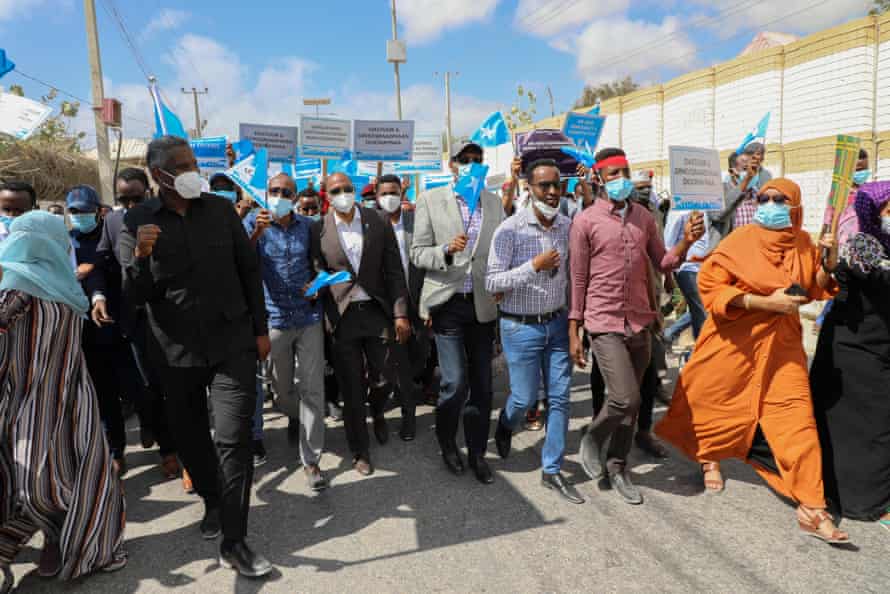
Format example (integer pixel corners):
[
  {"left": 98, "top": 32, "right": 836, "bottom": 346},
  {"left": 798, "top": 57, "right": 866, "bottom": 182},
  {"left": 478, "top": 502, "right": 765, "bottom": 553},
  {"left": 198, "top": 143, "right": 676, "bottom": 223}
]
[{"left": 569, "top": 147, "right": 704, "bottom": 505}]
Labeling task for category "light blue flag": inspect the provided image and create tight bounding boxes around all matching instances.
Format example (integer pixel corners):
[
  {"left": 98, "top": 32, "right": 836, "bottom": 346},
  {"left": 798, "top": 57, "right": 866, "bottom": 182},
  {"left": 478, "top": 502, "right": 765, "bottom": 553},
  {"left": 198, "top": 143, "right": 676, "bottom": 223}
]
[
  {"left": 0, "top": 49, "right": 14, "bottom": 79},
  {"left": 470, "top": 112, "right": 510, "bottom": 148},
  {"left": 454, "top": 162, "right": 489, "bottom": 215},
  {"left": 329, "top": 150, "right": 358, "bottom": 176},
  {"left": 281, "top": 161, "right": 294, "bottom": 178},
  {"left": 560, "top": 145, "right": 596, "bottom": 168},
  {"left": 305, "top": 270, "right": 352, "bottom": 298},
  {"left": 149, "top": 81, "right": 188, "bottom": 139},
  {"left": 250, "top": 148, "right": 269, "bottom": 192},
  {"left": 587, "top": 103, "right": 600, "bottom": 115},
  {"left": 736, "top": 112, "right": 770, "bottom": 155},
  {"left": 232, "top": 139, "right": 254, "bottom": 160}
]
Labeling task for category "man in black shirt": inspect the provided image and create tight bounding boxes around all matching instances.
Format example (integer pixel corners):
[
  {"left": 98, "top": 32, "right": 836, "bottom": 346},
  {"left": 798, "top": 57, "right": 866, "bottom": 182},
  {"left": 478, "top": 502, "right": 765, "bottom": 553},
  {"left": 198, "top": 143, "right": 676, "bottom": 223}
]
[{"left": 119, "top": 136, "right": 272, "bottom": 577}]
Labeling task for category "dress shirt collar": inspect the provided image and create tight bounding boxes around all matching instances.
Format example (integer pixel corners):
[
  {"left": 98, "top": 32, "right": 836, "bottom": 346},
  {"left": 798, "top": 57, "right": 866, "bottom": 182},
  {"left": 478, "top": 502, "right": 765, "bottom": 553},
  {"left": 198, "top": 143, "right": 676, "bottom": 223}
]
[
  {"left": 334, "top": 205, "right": 361, "bottom": 228},
  {"left": 593, "top": 197, "right": 634, "bottom": 218}
]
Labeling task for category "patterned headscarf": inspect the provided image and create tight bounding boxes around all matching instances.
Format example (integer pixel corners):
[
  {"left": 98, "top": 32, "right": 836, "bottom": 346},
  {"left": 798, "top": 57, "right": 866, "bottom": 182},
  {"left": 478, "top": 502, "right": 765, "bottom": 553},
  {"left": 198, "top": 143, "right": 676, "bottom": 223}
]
[{"left": 853, "top": 181, "right": 890, "bottom": 254}]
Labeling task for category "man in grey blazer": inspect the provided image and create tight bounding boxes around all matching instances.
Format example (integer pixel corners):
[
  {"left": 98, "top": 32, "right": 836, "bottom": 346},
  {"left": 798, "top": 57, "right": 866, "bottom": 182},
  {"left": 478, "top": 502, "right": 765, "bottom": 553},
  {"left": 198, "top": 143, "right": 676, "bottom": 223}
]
[
  {"left": 410, "top": 142, "right": 505, "bottom": 485},
  {"left": 311, "top": 172, "right": 412, "bottom": 476}
]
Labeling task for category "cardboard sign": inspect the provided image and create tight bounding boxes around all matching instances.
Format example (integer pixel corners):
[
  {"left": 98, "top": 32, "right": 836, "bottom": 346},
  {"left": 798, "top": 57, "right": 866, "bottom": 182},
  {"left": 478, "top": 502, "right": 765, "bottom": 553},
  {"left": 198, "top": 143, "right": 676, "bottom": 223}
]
[
  {"left": 0, "top": 92, "right": 53, "bottom": 140},
  {"left": 393, "top": 131, "right": 443, "bottom": 173},
  {"left": 353, "top": 119, "right": 415, "bottom": 161},
  {"left": 190, "top": 136, "right": 228, "bottom": 177},
  {"left": 299, "top": 116, "right": 351, "bottom": 159},
  {"left": 238, "top": 122, "right": 298, "bottom": 162},
  {"left": 562, "top": 112, "right": 605, "bottom": 152},
  {"left": 669, "top": 146, "right": 724, "bottom": 211}
]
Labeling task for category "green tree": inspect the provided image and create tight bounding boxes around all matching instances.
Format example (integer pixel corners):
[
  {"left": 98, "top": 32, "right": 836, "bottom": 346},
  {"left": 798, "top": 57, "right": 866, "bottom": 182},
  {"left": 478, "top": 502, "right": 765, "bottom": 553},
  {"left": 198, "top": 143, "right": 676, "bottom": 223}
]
[
  {"left": 573, "top": 76, "right": 640, "bottom": 109},
  {"left": 871, "top": 0, "right": 890, "bottom": 14}
]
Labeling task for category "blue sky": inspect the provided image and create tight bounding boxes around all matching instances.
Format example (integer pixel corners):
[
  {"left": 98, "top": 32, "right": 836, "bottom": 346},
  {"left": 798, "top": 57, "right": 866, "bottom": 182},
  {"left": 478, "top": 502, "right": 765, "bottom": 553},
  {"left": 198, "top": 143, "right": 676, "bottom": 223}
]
[{"left": 0, "top": 0, "right": 873, "bottom": 147}]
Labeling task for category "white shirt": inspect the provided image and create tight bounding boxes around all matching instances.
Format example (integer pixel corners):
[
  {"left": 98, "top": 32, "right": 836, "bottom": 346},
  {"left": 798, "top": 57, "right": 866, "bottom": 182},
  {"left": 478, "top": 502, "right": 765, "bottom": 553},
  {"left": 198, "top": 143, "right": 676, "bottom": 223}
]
[
  {"left": 334, "top": 207, "right": 371, "bottom": 302},
  {"left": 390, "top": 214, "right": 409, "bottom": 282}
]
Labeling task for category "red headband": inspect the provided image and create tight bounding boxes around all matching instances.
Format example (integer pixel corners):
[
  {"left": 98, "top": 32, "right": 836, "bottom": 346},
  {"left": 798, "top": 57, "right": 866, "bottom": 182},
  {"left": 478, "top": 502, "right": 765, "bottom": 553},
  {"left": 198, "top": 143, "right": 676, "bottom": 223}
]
[{"left": 594, "top": 155, "right": 629, "bottom": 170}]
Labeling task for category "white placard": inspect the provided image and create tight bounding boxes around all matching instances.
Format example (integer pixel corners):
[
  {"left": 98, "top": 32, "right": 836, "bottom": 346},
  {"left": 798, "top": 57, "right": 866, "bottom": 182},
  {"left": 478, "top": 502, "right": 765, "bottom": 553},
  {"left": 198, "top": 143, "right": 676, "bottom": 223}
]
[
  {"left": 299, "top": 116, "right": 351, "bottom": 159},
  {"left": 668, "top": 146, "right": 724, "bottom": 211},
  {"left": 393, "top": 131, "right": 443, "bottom": 173},
  {"left": 238, "top": 122, "right": 298, "bottom": 162},
  {"left": 0, "top": 92, "right": 53, "bottom": 140},
  {"left": 353, "top": 119, "right": 414, "bottom": 162}
]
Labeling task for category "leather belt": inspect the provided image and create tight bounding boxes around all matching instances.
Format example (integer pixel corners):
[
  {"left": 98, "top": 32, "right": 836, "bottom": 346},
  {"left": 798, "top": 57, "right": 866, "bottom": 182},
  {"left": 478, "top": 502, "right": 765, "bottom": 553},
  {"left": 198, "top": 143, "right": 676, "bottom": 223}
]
[{"left": 500, "top": 309, "right": 564, "bottom": 325}]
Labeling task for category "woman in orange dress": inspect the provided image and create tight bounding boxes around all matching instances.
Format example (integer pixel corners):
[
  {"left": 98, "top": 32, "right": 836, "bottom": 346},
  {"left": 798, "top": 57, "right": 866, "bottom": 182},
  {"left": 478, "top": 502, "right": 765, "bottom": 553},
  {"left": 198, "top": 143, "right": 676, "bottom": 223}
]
[{"left": 656, "top": 178, "right": 849, "bottom": 545}]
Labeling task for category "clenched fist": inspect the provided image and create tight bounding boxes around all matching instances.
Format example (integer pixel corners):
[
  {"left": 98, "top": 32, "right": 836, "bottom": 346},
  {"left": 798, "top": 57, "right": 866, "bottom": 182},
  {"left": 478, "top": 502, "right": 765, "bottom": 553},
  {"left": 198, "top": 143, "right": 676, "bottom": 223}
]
[{"left": 135, "top": 224, "right": 161, "bottom": 258}]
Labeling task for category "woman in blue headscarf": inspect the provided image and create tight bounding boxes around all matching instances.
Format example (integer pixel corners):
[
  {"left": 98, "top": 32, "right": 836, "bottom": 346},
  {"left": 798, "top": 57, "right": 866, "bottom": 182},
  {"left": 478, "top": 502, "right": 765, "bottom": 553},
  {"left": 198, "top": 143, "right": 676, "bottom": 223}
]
[
  {"left": 811, "top": 180, "right": 890, "bottom": 528},
  {"left": 0, "top": 211, "right": 126, "bottom": 593}
]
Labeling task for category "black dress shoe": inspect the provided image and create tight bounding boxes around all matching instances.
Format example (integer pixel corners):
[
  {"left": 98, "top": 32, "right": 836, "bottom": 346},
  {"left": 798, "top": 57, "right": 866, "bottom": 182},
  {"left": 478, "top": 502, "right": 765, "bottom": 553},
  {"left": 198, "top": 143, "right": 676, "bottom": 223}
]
[
  {"left": 609, "top": 470, "right": 643, "bottom": 505},
  {"left": 441, "top": 449, "right": 465, "bottom": 475},
  {"left": 140, "top": 425, "right": 156, "bottom": 449},
  {"left": 468, "top": 455, "right": 494, "bottom": 485},
  {"left": 579, "top": 426, "right": 605, "bottom": 480},
  {"left": 635, "top": 431, "right": 668, "bottom": 458},
  {"left": 494, "top": 418, "right": 512, "bottom": 459},
  {"left": 542, "top": 472, "right": 585, "bottom": 504},
  {"left": 219, "top": 540, "right": 273, "bottom": 577},
  {"left": 373, "top": 415, "right": 390, "bottom": 445},
  {"left": 399, "top": 410, "right": 416, "bottom": 441},
  {"left": 200, "top": 506, "right": 221, "bottom": 540}
]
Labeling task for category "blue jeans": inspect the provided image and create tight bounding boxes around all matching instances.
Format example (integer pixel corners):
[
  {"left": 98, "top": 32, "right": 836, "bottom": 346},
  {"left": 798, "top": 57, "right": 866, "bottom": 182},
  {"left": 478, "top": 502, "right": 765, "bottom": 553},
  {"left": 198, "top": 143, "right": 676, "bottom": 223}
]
[
  {"left": 432, "top": 295, "right": 495, "bottom": 456},
  {"left": 498, "top": 313, "right": 572, "bottom": 474},
  {"left": 676, "top": 270, "right": 706, "bottom": 340},
  {"left": 664, "top": 311, "right": 691, "bottom": 343}
]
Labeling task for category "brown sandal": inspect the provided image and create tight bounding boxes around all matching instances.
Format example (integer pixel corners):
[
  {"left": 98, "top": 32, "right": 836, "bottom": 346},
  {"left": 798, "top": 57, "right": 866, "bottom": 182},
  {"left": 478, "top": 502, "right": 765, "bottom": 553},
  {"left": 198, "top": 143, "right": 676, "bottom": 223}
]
[
  {"left": 798, "top": 508, "right": 851, "bottom": 545},
  {"left": 701, "top": 462, "right": 724, "bottom": 493}
]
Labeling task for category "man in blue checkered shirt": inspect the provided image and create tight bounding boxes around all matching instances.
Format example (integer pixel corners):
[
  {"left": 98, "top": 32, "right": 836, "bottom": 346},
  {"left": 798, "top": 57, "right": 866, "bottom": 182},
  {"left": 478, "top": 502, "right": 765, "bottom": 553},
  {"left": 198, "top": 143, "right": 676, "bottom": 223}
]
[{"left": 486, "top": 159, "right": 583, "bottom": 504}]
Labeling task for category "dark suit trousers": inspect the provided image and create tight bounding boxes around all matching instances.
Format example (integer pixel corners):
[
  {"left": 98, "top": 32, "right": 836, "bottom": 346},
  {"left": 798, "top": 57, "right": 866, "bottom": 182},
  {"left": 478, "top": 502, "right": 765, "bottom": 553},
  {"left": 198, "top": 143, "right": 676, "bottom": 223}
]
[
  {"left": 157, "top": 350, "right": 256, "bottom": 543},
  {"left": 431, "top": 294, "right": 495, "bottom": 456},
  {"left": 83, "top": 344, "right": 126, "bottom": 458},
  {"left": 332, "top": 301, "right": 413, "bottom": 456}
]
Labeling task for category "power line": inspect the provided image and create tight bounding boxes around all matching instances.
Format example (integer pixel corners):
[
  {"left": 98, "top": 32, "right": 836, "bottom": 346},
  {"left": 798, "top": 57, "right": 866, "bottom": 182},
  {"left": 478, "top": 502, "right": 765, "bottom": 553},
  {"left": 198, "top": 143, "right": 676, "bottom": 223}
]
[
  {"left": 150, "top": 0, "right": 208, "bottom": 90},
  {"left": 535, "top": 0, "right": 585, "bottom": 28},
  {"left": 98, "top": 0, "right": 153, "bottom": 81},
  {"left": 516, "top": 0, "right": 576, "bottom": 27}
]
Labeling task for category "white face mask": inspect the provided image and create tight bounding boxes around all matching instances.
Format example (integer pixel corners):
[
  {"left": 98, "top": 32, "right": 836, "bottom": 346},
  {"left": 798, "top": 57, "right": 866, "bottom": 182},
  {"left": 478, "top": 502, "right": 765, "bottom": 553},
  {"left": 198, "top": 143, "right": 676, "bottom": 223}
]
[
  {"left": 378, "top": 194, "right": 401, "bottom": 213},
  {"left": 163, "top": 170, "right": 204, "bottom": 199},
  {"left": 534, "top": 199, "right": 558, "bottom": 221},
  {"left": 331, "top": 193, "right": 355, "bottom": 214}
]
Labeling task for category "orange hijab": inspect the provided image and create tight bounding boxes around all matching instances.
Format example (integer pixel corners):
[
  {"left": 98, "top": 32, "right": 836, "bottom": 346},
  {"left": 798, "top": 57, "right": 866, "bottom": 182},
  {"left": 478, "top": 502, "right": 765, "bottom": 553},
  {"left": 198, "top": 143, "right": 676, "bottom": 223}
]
[{"left": 707, "top": 178, "right": 817, "bottom": 295}]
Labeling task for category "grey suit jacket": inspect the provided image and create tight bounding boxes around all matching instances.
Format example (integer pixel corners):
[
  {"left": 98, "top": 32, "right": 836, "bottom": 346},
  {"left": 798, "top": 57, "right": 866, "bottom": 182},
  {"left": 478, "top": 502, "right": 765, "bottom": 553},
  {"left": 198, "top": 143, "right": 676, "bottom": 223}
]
[
  {"left": 378, "top": 208, "right": 424, "bottom": 315},
  {"left": 410, "top": 185, "right": 504, "bottom": 322},
  {"left": 311, "top": 207, "right": 409, "bottom": 333}
]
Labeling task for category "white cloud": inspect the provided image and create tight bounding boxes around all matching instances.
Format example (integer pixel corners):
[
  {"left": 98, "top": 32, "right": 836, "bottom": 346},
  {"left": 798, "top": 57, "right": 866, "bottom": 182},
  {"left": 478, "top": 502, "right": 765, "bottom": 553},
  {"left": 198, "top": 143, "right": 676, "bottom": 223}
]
[
  {"left": 0, "top": 0, "right": 44, "bottom": 21},
  {"left": 513, "top": 0, "right": 629, "bottom": 37},
  {"left": 398, "top": 0, "right": 500, "bottom": 44},
  {"left": 140, "top": 8, "right": 190, "bottom": 41},
  {"left": 560, "top": 16, "right": 697, "bottom": 85},
  {"left": 686, "top": 0, "right": 870, "bottom": 38}
]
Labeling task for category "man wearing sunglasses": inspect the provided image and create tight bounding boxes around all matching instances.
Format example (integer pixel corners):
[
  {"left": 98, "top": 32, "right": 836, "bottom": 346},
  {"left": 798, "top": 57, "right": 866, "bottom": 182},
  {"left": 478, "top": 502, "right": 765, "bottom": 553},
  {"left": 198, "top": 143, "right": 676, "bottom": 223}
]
[
  {"left": 311, "top": 172, "right": 411, "bottom": 476},
  {"left": 244, "top": 173, "right": 327, "bottom": 490},
  {"left": 411, "top": 141, "right": 506, "bottom": 485}
]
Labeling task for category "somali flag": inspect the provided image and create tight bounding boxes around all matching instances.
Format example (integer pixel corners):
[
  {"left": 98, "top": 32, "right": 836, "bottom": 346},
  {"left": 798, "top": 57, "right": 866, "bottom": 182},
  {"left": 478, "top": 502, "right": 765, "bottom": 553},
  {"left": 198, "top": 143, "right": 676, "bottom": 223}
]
[
  {"left": 470, "top": 112, "right": 510, "bottom": 148},
  {"left": 736, "top": 112, "right": 770, "bottom": 155},
  {"left": 149, "top": 80, "right": 188, "bottom": 140},
  {"left": 454, "top": 162, "right": 489, "bottom": 215},
  {"left": 329, "top": 150, "right": 358, "bottom": 176}
]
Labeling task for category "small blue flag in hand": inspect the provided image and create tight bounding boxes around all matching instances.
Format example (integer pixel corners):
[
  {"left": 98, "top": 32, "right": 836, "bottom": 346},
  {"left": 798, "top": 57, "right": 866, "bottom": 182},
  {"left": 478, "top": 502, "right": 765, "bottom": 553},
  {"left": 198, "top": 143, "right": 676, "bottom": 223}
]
[
  {"left": 0, "top": 49, "right": 15, "bottom": 79},
  {"left": 560, "top": 145, "right": 596, "bottom": 168},
  {"left": 736, "top": 112, "right": 770, "bottom": 155},
  {"left": 305, "top": 270, "right": 352, "bottom": 298},
  {"left": 470, "top": 112, "right": 510, "bottom": 148},
  {"left": 454, "top": 162, "right": 489, "bottom": 215},
  {"left": 232, "top": 139, "right": 254, "bottom": 160}
]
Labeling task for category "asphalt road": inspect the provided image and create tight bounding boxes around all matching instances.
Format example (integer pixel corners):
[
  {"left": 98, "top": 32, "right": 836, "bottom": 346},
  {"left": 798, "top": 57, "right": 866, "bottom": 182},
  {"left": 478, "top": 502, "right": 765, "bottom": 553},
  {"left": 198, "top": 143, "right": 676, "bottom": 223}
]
[{"left": 10, "top": 349, "right": 890, "bottom": 593}]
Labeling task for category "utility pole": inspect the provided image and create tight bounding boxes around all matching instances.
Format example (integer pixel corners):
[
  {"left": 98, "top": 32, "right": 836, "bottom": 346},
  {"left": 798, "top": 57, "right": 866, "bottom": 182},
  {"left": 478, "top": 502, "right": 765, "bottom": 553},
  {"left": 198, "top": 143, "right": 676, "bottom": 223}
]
[
  {"left": 387, "top": 0, "right": 406, "bottom": 119},
  {"left": 83, "top": 0, "right": 114, "bottom": 205},
  {"left": 546, "top": 86, "right": 555, "bottom": 117},
  {"left": 182, "top": 87, "right": 208, "bottom": 137}
]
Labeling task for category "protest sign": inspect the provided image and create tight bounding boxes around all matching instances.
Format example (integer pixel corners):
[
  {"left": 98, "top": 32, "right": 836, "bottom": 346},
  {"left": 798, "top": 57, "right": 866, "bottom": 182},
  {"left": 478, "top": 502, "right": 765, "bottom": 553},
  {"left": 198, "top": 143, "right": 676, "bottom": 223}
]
[
  {"left": 421, "top": 173, "right": 453, "bottom": 191},
  {"left": 393, "top": 131, "right": 443, "bottom": 173},
  {"left": 238, "top": 122, "right": 298, "bottom": 162},
  {"left": 190, "top": 136, "right": 228, "bottom": 177},
  {"left": 822, "top": 135, "right": 861, "bottom": 236},
  {"left": 562, "top": 112, "right": 605, "bottom": 152},
  {"left": 668, "top": 146, "right": 724, "bottom": 211},
  {"left": 353, "top": 119, "right": 414, "bottom": 161},
  {"left": 0, "top": 92, "right": 53, "bottom": 140},
  {"left": 299, "top": 116, "right": 351, "bottom": 159}
]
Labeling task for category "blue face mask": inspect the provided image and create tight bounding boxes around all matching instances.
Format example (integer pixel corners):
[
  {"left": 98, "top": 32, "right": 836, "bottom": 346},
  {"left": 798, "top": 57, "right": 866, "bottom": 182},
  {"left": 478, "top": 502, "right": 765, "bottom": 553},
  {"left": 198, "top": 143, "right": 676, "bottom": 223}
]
[
  {"left": 753, "top": 201, "right": 791, "bottom": 230},
  {"left": 213, "top": 190, "right": 238, "bottom": 202},
  {"left": 268, "top": 197, "right": 294, "bottom": 220},
  {"left": 604, "top": 177, "right": 634, "bottom": 202},
  {"left": 69, "top": 213, "right": 98, "bottom": 234},
  {"left": 853, "top": 169, "right": 871, "bottom": 186},
  {"left": 307, "top": 213, "right": 321, "bottom": 222}
]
